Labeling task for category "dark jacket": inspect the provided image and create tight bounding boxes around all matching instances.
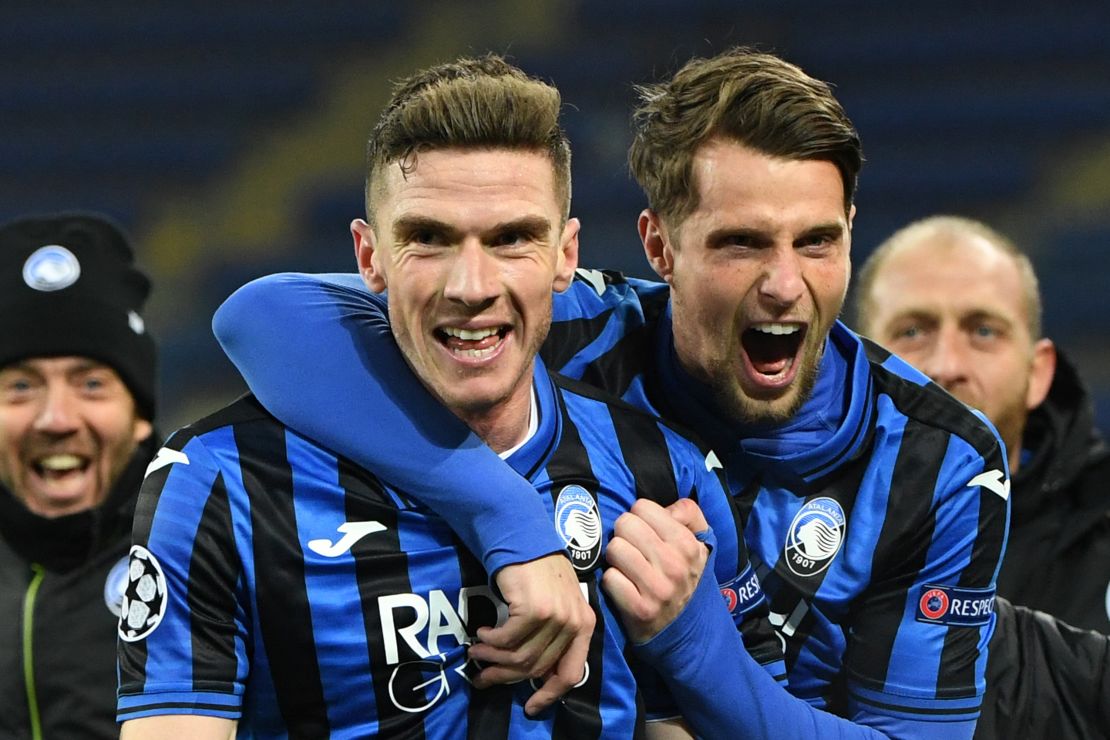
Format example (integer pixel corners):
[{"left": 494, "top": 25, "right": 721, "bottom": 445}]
[
  {"left": 0, "top": 435, "right": 155, "bottom": 740},
  {"left": 975, "top": 351, "right": 1110, "bottom": 738},
  {"left": 977, "top": 597, "right": 1110, "bottom": 739},
  {"left": 997, "top": 350, "right": 1110, "bottom": 633}
]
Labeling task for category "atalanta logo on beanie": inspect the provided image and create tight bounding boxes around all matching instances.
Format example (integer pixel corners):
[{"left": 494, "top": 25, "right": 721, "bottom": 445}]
[{"left": 22, "top": 245, "right": 81, "bottom": 291}]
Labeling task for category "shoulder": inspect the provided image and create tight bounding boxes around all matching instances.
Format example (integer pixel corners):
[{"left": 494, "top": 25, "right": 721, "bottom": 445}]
[
  {"left": 557, "top": 269, "right": 669, "bottom": 318},
  {"left": 855, "top": 331, "right": 1004, "bottom": 465}
]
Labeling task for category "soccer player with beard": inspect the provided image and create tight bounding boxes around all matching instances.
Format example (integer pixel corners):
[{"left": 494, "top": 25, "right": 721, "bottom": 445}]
[{"left": 215, "top": 48, "right": 1009, "bottom": 737}]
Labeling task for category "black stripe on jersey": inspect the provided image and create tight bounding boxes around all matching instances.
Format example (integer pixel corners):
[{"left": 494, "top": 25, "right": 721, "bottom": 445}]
[
  {"left": 131, "top": 431, "right": 190, "bottom": 545},
  {"left": 126, "top": 434, "right": 190, "bottom": 683},
  {"left": 554, "top": 579, "right": 608, "bottom": 740},
  {"left": 188, "top": 470, "right": 240, "bottom": 693},
  {"left": 608, "top": 405, "right": 680, "bottom": 507},
  {"left": 338, "top": 458, "right": 429, "bottom": 740},
  {"left": 542, "top": 309, "right": 618, "bottom": 372},
  {"left": 546, "top": 397, "right": 606, "bottom": 738},
  {"left": 235, "top": 420, "right": 330, "bottom": 738},
  {"left": 852, "top": 417, "right": 948, "bottom": 691}
]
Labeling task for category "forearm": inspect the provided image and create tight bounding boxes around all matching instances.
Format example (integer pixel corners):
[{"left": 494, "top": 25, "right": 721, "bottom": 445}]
[
  {"left": 121, "top": 715, "right": 237, "bottom": 739},
  {"left": 213, "top": 273, "right": 564, "bottom": 574}
]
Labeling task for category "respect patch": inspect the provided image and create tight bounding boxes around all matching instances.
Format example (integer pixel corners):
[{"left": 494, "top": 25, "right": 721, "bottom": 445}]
[
  {"left": 720, "top": 563, "right": 766, "bottom": 618},
  {"left": 915, "top": 584, "right": 995, "bottom": 627}
]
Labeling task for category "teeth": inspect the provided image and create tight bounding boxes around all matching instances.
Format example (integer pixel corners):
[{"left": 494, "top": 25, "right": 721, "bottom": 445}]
[
  {"left": 443, "top": 327, "right": 499, "bottom": 341},
  {"left": 38, "top": 454, "right": 84, "bottom": 472},
  {"left": 457, "top": 347, "right": 498, "bottom": 359},
  {"left": 751, "top": 323, "right": 800, "bottom": 336}
]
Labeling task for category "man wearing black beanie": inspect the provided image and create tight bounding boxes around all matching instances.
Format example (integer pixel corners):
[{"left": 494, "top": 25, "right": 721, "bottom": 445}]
[{"left": 0, "top": 212, "right": 158, "bottom": 739}]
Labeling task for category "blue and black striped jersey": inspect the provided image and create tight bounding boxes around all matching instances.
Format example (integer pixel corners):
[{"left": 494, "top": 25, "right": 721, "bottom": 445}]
[
  {"left": 541, "top": 270, "right": 1010, "bottom": 729},
  {"left": 117, "top": 359, "right": 771, "bottom": 738}
]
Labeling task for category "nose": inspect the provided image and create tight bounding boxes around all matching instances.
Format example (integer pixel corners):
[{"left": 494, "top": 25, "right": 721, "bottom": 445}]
[
  {"left": 32, "top": 386, "right": 80, "bottom": 435},
  {"left": 922, "top": 327, "right": 969, "bottom": 389},
  {"left": 443, "top": 240, "right": 500, "bottom": 307},
  {"left": 758, "top": 246, "right": 805, "bottom": 309}
]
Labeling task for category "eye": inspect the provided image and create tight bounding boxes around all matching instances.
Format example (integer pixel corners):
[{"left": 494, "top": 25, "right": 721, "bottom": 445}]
[
  {"left": 713, "top": 233, "right": 759, "bottom": 250},
  {"left": 491, "top": 230, "right": 535, "bottom": 248},
  {"left": 4, "top": 378, "right": 33, "bottom": 394},
  {"left": 798, "top": 233, "right": 835, "bottom": 250},
  {"left": 973, "top": 324, "right": 998, "bottom": 338},
  {"left": 409, "top": 229, "right": 443, "bottom": 246},
  {"left": 0, "top": 376, "right": 36, "bottom": 402}
]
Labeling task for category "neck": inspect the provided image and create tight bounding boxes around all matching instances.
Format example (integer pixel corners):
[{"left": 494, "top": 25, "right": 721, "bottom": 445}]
[{"left": 455, "top": 385, "right": 535, "bottom": 455}]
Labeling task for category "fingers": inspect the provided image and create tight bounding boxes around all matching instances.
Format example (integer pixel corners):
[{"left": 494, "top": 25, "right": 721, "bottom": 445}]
[
  {"left": 471, "top": 552, "right": 595, "bottom": 703},
  {"left": 665, "top": 497, "right": 710, "bottom": 534},
  {"left": 522, "top": 621, "right": 592, "bottom": 716},
  {"left": 469, "top": 617, "right": 569, "bottom": 681}
]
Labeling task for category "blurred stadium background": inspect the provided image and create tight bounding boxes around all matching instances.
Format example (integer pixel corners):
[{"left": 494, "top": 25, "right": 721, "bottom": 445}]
[{"left": 2, "top": 0, "right": 1108, "bottom": 433}]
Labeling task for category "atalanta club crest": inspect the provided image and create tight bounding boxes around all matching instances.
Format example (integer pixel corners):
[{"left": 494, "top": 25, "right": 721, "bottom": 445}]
[
  {"left": 555, "top": 485, "right": 602, "bottom": 571},
  {"left": 784, "top": 497, "right": 846, "bottom": 577}
]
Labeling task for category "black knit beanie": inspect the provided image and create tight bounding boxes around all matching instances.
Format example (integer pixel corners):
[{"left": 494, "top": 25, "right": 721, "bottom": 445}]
[{"left": 0, "top": 212, "right": 156, "bottom": 420}]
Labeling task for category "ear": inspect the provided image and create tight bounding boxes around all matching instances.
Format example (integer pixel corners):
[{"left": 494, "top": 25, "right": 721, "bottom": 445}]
[
  {"left": 351, "top": 219, "right": 387, "bottom": 293},
  {"left": 1025, "top": 337, "right": 1056, "bottom": 410},
  {"left": 639, "top": 209, "right": 675, "bottom": 283},
  {"left": 552, "top": 217, "right": 581, "bottom": 292},
  {"left": 133, "top": 418, "right": 153, "bottom": 445}
]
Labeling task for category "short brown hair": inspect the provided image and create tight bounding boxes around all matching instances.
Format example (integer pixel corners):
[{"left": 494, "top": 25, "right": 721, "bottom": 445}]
[
  {"left": 629, "top": 47, "right": 862, "bottom": 226},
  {"left": 854, "top": 215, "right": 1043, "bottom": 339},
  {"left": 365, "top": 54, "right": 572, "bottom": 223}
]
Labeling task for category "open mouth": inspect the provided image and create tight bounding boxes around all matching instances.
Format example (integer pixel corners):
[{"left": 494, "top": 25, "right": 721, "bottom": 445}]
[
  {"left": 436, "top": 325, "right": 509, "bottom": 360},
  {"left": 740, "top": 322, "right": 806, "bottom": 381},
  {"left": 33, "top": 453, "right": 91, "bottom": 481}
]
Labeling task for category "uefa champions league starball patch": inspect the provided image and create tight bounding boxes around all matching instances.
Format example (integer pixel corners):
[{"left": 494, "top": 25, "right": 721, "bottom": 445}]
[
  {"left": 22, "top": 245, "right": 81, "bottom": 291},
  {"left": 555, "top": 485, "right": 602, "bottom": 571},
  {"left": 118, "top": 545, "right": 169, "bottom": 642},
  {"left": 784, "top": 497, "right": 846, "bottom": 577}
]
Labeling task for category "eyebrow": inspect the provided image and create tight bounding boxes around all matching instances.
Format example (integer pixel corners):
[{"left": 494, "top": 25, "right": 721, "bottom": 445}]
[
  {"left": 480, "top": 216, "right": 552, "bottom": 241},
  {"left": 392, "top": 216, "right": 461, "bottom": 243},
  {"left": 392, "top": 215, "right": 553, "bottom": 243},
  {"left": 797, "top": 223, "right": 845, "bottom": 240}
]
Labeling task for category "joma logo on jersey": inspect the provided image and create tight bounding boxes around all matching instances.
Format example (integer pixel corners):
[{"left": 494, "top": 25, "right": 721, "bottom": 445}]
[
  {"left": 915, "top": 584, "right": 996, "bottom": 627},
  {"left": 554, "top": 485, "right": 602, "bottom": 571},
  {"left": 784, "top": 497, "right": 846, "bottom": 577}
]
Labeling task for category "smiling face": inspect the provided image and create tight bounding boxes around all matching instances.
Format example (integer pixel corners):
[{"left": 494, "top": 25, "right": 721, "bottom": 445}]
[
  {"left": 355, "top": 147, "right": 579, "bottom": 452},
  {"left": 0, "top": 356, "right": 152, "bottom": 517},
  {"left": 642, "top": 139, "right": 853, "bottom": 425},
  {"left": 860, "top": 232, "right": 1055, "bottom": 470}
]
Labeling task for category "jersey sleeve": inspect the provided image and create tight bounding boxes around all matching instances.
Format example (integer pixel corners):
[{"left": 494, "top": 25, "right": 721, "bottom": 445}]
[
  {"left": 844, "top": 435, "right": 1009, "bottom": 737},
  {"left": 117, "top": 431, "right": 248, "bottom": 722},
  {"left": 212, "top": 272, "right": 564, "bottom": 577}
]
